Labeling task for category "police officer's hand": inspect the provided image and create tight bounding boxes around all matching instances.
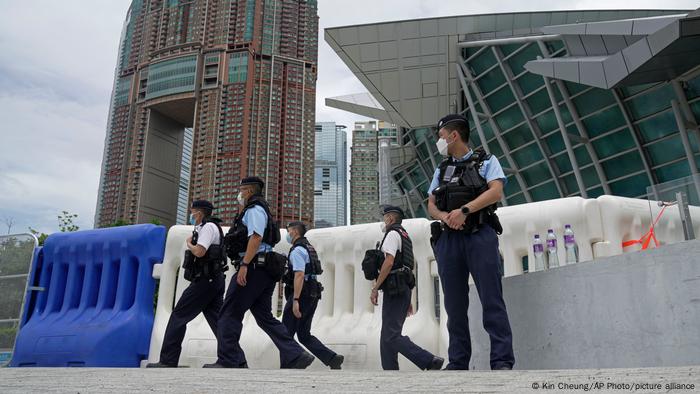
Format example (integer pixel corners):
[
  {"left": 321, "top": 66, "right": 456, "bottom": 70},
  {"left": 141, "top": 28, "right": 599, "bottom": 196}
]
[
  {"left": 370, "top": 288, "right": 379, "bottom": 306},
  {"left": 236, "top": 266, "right": 248, "bottom": 286},
  {"left": 445, "top": 209, "right": 467, "bottom": 230},
  {"left": 293, "top": 300, "right": 302, "bottom": 319},
  {"left": 186, "top": 236, "right": 193, "bottom": 245},
  {"left": 407, "top": 303, "right": 414, "bottom": 317}
]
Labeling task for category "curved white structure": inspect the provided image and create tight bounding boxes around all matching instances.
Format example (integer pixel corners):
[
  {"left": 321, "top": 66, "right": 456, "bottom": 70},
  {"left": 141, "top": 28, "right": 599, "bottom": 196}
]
[
  {"left": 146, "top": 196, "right": 700, "bottom": 369},
  {"left": 146, "top": 219, "right": 441, "bottom": 370},
  {"left": 593, "top": 195, "right": 700, "bottom": 257},
  {"left": 496, "top": 197, "right": 603, "bottom": 274}
]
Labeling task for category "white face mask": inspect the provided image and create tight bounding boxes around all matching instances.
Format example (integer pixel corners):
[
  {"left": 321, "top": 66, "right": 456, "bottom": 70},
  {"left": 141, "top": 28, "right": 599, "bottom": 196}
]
[
  {"left": 436, "top": 137, "right": 450, "bottom": 156},
  {"left": 285, "top": 233, "right": 293, "bottom": 244},
  {"left": 380, "top": 222, "right": 387, "bottom": 233},
  {"left": 237, "top": 192, "right": 245, "bottom": 206},
  {"left": 189, "top": 213, "right": 196, "bottom": 225}
]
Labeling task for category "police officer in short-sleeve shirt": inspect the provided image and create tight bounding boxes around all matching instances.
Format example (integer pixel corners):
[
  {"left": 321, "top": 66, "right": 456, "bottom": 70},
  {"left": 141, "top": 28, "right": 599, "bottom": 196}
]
[
  {"left": 147, "top": 200, "right": 225, "bottom": 368},
  {"left": 204, "top": 177, "right": 314, "bottom": 369},
  {"left": 427, "top": 114, "right": 515, "bottom": 370},
  {"left": 371, "top": 206, "right": 444, "bottom": 370}
]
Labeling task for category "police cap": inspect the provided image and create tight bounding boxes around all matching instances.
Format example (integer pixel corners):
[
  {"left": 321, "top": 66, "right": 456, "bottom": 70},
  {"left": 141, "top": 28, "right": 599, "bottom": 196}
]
[
  {"left": 240, "top": 176, "right": 265, "bottom": 189},
  {"left": 192, "top": 199, "right": 215, "bottom": 211},
  {"left": 382, "top": 205, "right": 405, "bottom": 218},
  {"left": 436, "top": 114, "right": 469, "bottom": 131}
]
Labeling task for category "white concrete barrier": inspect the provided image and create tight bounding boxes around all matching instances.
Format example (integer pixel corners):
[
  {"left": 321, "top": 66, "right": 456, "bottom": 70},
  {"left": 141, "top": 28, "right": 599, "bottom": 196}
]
[
  {"left": 145, "top": 197, "right": 698, "bottom": 369},
  {"left": 497, "top": 197, "right": 604, "bottom": 274},
  {"left": 146, "top": 225, "right": 287, "bottom": 368},
  {"left": 593, "top": 195, "right": 700, "bottom": 257},
  {"left": 146, "top": 219, "right": 441, "bottom": 370}
]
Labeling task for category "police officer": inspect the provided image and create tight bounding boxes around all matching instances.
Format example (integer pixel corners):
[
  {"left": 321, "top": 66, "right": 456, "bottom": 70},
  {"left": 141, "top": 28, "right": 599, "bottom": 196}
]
[
  {"left": 281, "top": 221, "right": 344, "bottom": 370},
  {"left": 147, "top": 200, "right": 226, "bottom": 368},
  {"left": 372, "top": 205, "right": 444, "bottom": 371},
  {"left": 427, "top": 114, "right": 515, "bottom": 370},
  {"left": 204, "top": 177, "right": 314, "bottom": 369}
]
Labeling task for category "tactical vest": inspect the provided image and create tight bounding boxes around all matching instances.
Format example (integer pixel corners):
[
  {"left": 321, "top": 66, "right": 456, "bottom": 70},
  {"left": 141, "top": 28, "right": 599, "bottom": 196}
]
[
  {"left": 433, "top": 148, "right": 500, "bottom": 233},
  {"left": 289, "top": 237, "right": 323, "bottom": 276},
  {"left": 225, "top": 194, "right": 281, "bottom": 258},
  {"left": 193, "top": 218, "right": 227, "bottom": 277},
  {"left": 379, "top": 224, "right": 415, "bottom": 271},
  {"left": 283, "top": 237, "right": 325, "bottom": 299}
]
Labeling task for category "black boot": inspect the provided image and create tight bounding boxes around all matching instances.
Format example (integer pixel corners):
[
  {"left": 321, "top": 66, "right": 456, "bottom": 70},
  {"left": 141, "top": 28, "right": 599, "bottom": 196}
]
[{"left": 328, "top": 354, "right": 344, "bottom": 370}]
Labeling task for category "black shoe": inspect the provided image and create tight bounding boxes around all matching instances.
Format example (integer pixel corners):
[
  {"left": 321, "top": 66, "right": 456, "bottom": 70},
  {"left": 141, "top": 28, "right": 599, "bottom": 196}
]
[
  {"left": 146, "top": 362, "right": 177, "bottom": 368},
  {"left": 239, "top": 362, "right": 249, "bottom": 369},
  {"left": 494, "top": 365, "right": 512, "bottom": 370},
  {"left": 203, "top": 362, "right": 231, "bottom": 368},
  {"left": 288, "top": 351, "right": 315, "bottom": 369},
  {"left": 427, "top": 356, "right": 444, "bottom": 370},
  {"left": 328, "top": 354, "right": 344, "bottom": 370},
  {"left": 443, "top": 364, "right": 468, "bottom": 371}
]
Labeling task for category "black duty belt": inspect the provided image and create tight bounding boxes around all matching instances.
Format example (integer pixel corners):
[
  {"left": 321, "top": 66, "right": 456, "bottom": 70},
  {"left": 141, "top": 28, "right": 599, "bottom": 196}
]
[{"left": 236, "top": 253, "right": 266, "bottom": 269}]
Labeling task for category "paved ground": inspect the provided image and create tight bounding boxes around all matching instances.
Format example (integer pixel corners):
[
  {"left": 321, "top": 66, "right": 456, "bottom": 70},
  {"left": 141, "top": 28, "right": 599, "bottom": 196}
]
[{"left": 0, "top": 366, "right": 698, "bottom": 393}]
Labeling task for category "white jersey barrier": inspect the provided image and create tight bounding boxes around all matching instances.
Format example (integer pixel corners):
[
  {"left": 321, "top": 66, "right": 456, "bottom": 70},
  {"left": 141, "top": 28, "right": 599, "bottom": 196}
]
[
  {"left": 146, "top": 219, "right": 441, "bottom": 370},
  {"left": 146, "top": 225, "right": 286, "bottom": 368},
  {"left": 593, "top": 195, "right": 700, "bottom": 257},
  {"left": 146, "top": 197, "right": 698, "bottom": 369},
  {"left": 496, "top": 197, "right": 603, "bottom": 274}
]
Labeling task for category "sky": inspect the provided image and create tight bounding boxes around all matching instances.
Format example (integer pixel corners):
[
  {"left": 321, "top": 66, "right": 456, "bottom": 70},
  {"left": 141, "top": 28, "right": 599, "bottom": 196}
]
[{"left": 0, "top": 0, "right": 697, "bottom": 235}]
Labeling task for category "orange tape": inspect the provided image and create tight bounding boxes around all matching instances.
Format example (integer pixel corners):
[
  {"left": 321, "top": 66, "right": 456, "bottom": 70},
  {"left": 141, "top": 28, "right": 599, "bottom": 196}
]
[{"left": 621, "top": 205, "right": 666, "bottom": 250}]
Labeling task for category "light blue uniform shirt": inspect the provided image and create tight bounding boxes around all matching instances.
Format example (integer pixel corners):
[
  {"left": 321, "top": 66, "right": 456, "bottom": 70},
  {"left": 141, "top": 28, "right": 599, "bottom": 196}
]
[
  {"left": 428, "top": 150, "right": 507, "bottom": 195},
  {"left": 240, "top": 205, "right": 273, "bottom": 256},
  {"left": 289, "top": 246, "right": 315, "bottom": 281}
]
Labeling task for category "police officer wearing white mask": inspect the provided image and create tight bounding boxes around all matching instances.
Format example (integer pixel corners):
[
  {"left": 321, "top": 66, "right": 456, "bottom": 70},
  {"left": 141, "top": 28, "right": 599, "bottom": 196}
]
[
  {"left": 427, "top": 114, "right": 514, "bottom": 371},
  {"left": 147, "top": 199, "right": 226, "bottom": 368},
  {"left": 372, "top": 205, "right": 444, "bottom": 370}
]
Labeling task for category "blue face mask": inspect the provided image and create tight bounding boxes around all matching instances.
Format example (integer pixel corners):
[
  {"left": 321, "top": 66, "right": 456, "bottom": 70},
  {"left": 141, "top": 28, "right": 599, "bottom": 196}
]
[
  {"left": 285, "top": 233, "right": 293, "bottom": 244},
  {"left": 189, "top": 213, "right": 196, "bottom": 225}
]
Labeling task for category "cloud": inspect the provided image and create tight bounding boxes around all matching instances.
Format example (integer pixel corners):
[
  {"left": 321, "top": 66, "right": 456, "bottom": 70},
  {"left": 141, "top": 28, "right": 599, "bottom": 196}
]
[{"left": 0, "top": 0, "right": 128, "bottom": 235}]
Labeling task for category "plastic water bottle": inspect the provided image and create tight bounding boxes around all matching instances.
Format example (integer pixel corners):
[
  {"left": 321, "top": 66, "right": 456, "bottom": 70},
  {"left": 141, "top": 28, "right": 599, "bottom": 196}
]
[
  {"left": 546, "top": 229, "right": 559, "bottom": 268},
  {"left": 532, "top": 234, "right": 545, "bottom": 272},
  {"left": 564, "top": 224, "right": 578, "bottom": 264}
]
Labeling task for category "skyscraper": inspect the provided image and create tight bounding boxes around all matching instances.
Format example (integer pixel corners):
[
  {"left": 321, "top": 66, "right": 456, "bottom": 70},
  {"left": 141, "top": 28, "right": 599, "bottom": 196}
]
[
  {"left": 95, "top": 0, "right": 319, "bottom": 228},
  {"left": 313, "top": 122, "right": 347, "bottom": 228},
  {"left": 377, "top": 123, "right": 400, "bottom": 206},
  {"left": 350, "top": 121, "right": 378, "bottom": 225}
]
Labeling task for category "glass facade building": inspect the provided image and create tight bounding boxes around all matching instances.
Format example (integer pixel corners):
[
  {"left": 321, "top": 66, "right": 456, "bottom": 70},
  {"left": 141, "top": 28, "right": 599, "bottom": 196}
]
[
  {"left": 314, "top": 122, "right": 347, "bottom": 228},
  {"left": 326, "top": 10, "right": 700, "bottom": 217}
]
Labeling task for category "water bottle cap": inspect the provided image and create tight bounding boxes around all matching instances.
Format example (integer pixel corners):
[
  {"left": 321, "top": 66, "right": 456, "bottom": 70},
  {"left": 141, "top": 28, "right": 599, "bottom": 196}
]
[
  {"left": 548, "top": 229, "right": 553, "bottom": 232},
  {"left": 534, "top": 234, "right": 540, "bottom": 238},
  {"left": 565, "top": 224, "right": 571, "bottom": 228}
]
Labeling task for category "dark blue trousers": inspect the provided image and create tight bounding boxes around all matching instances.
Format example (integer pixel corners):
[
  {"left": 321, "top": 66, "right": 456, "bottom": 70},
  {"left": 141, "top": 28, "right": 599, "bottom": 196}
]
[
  {"left": 216, "top": 266, "right": 305, "bottom": 367},
  {"left": 434, "top": 225, "right": 514, "bottom": 370},
  {"left": 380, "top": 288, "right": 435, "bottom": 370},
  {"left": 160, "top": 274, "right": 225, "bottom": 365},
  {"left": 282, "top": 291, "right": 336, "bottom": 365}
]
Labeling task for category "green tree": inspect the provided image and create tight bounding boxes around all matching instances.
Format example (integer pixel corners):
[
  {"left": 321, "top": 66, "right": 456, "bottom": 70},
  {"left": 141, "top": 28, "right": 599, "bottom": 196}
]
[
  {"left": 58, "top": 211, "right": 79, "bottom": 232},
  {"left": 27, "top": 227, "right": 48, "bottom": 246},
  {"left": 0, "top": 236, "right": 35, "bottom": 348}
]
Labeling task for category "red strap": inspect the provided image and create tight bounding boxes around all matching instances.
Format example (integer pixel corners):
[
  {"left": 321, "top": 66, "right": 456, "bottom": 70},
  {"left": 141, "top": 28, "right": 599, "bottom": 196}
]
[{"left": 621, "top": 206, "right": 666, "bottom": 250}]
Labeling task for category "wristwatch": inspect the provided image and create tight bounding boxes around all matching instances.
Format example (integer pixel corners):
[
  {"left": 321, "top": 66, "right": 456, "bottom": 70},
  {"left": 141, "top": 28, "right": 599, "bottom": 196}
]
[
  {"left": 461, "top": 205, "right": 471, "bottom": 215},
  {"left": 294, "top": 298, "right": 300, "bottom": 302},
  {"left": 240, "top": 261, "right": 249, "bottom": 267}
]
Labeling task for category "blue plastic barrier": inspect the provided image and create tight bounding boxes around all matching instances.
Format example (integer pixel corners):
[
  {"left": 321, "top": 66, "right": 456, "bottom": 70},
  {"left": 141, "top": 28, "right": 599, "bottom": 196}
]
[{"left": 10, "top": 224, "right": 166, "bottom": 367}]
